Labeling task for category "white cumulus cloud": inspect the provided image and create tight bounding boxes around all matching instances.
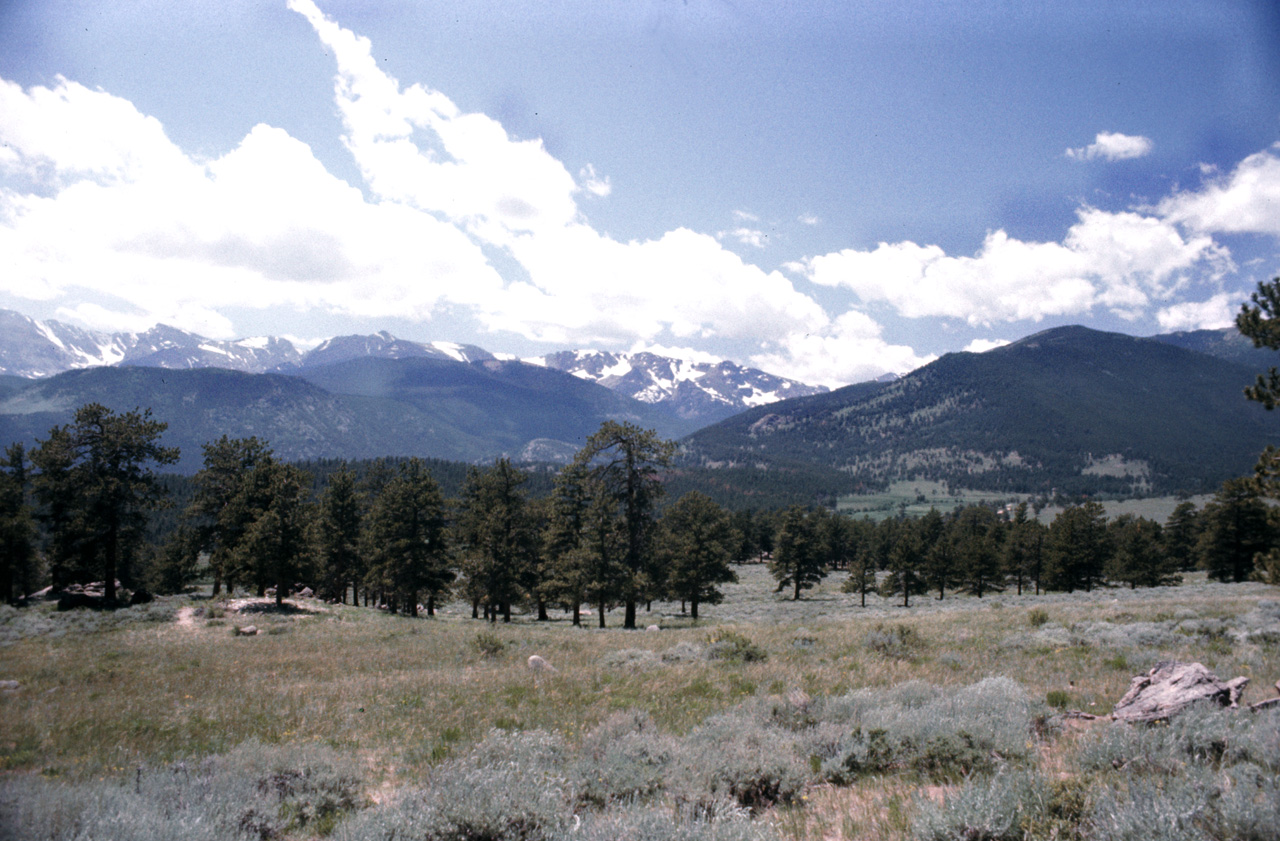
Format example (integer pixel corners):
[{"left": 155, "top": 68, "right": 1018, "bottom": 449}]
[
  {"left": 963, "top": 338, "right": 1010, "bottom": 353},
  {"left": 290, "top": 0, "right": 827, "bottom": 350},
  {"left": 796, "top": 207, "right": 1229, "bottom": 326},
  {"left": 1066, "top": 131, "right": 1153, "bottom": 162},
  {"left": 1155, "top": 292, "right": 1240, "bottom": 332},
  {"left": 1157, "top": 144, "right": 1280, "bottom": 237},
  {"left": 750, "top": 309, "right": 935, "bottom": 388}
]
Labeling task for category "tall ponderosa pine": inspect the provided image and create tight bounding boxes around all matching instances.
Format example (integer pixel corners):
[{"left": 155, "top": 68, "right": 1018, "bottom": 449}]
[
  {"left": 951, "top": 505, "right": 1004, "bottom": 598},
  {"left": 1162, "top": 501, "right": 1201, "bottom": 571},
  {"left": 232, "top": 459, "right": 314, "bottom": 607},
  {"left": 187, "top": 436, "right": 273, "bottom": 596},
  {"left": 313, "top": 466, "right": 364, "bottom": 604},
  {"left": 878, "top": 518, "right": 927, "bottom": 607},
  {"left": 1003, "top": 502, "right": 1046, "bottom": 595},
  {"left": 657, "top": 491, "right": 738, "bottom": 620},
  {"left": 454, "top": 458, "right": 535, "bottom": 623},
  {"left": 570, "top": 421, "right": 675, "bottom": 629},
  {"left": 840, "top": 517, "right": 878, "bottom": 607},
  {"left": 769, "top": 506, "right": 827, "bottom": 600},
  {"left": 1197, "top": 477, "right": 1272, "bottom": 583},
  {"left": 541, "top": 464, "right": 592, "bottom": 626},
  {"left": 1107, "top": 514, "right": 1178, "bottom": 588},
  {"left": 917, "top": 508, "right": 953, "bottom": 600},
  {"left": 0, "top": 443, "right": 38, "bottom": 603},
  {"left": 363, "top": 458, "right": 451, "bottom": 617},
  {"left": 1044, "top": 501, "right": 1109, "bottom": 592},
  {"left": 31, "top": 404, "right": 178, "bottom": 603}
]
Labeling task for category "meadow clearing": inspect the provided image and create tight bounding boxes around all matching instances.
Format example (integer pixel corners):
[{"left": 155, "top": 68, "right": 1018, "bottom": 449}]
[{"left": 1, "top": 565, "right": 1278, "bottom": 840}]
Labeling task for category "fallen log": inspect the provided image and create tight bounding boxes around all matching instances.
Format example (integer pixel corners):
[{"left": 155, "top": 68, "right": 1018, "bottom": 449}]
[{"left": 1111, "top": 661, "right": 1249, "bottom": 723}]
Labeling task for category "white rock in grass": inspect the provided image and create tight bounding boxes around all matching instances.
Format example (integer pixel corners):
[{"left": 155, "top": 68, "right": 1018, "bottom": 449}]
[
  {"left": 236, "top": 625, "right": 259, "bottom": 636},
  {"left": 528, "top": 654, "right": 556, "bottom": 673}
]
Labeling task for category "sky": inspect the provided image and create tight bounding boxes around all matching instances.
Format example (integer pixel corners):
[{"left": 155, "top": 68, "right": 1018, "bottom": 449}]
[{"left": 0, "top": 0, "right": 1278, "bottom": 387}]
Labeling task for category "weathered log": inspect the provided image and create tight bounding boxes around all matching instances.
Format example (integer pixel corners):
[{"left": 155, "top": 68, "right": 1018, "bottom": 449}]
[{"left": 1111, "top": 661, "right": 1249, "bottom": 723}]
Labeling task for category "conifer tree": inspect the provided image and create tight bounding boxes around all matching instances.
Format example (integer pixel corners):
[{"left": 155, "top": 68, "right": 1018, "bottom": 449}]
[
  {"left": 770, "top": 506, "right": 827, "bottom": 600},
  {"left": 657, "top": 491, "right": 737, "bottom": 619},
  {"left": 1198, "top": 477, "right": 1272, "bottom": 582},
  {"left": 362, "top": 458, "right": 451, "bottom": 616},
  {"left": 1107, "top": 514, "right": 1178, "bottom": 588},
  {"left": 31, "top": 404, "right": 178, "bottom": 602},
  {"left": 841, "top": 517, "right": 878, "bottom": 607},
  {"left": 917, "top": 508, "right": 953, "bottom": 599},
  {"left": 541, "top": 464, "right": 591, "bottom": 626},
  {"left": 570, "top": 421, "right": 675, "bottom": 629},
  {"left": 1003, "top": 502, "right": 1046, "bottom": 595},
  {"left": 878, "top": 519, "right": 926, "bottom": 607},
  {"left": 454, "top": 458, "right": 535, "bottom": 623},
  {"left": 1044, "top": 501, "right": 1109, "bottom": 592},
  {"left": 0, "top": 443, "right": 38, "bottom": 603},
  {"left": 187, "top": 435, "right": 273, "bottom": 596},
  {"left": 232, "top": 459, "right": 314, "bottom": 607},
  {"left": 313, "top": 466, "right": 364, "bottom": 604},
  {"left": 1162, "top": 501, "right": 1201, "bottom": 571},
  {"left": 951, "top": 505, "right": 1004, "bottom": 598}
]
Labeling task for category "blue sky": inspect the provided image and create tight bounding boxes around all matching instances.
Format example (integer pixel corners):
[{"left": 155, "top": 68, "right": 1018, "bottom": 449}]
[{"left": 1, "top": 0, "right": 1278, "bottom": 385}]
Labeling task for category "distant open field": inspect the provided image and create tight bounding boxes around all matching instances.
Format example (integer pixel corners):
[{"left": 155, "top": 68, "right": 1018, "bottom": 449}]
[
  {"left": 838, "top": 479, "right": 1213, "bottom": 523},
  {"left": 2, "top": 566, "right": 1278, "bottom": 840}
]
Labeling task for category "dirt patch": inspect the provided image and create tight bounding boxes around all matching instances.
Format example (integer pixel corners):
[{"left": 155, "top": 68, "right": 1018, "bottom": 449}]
[{"left": 174, "top": 606, "right": 198, "bottom": 630}]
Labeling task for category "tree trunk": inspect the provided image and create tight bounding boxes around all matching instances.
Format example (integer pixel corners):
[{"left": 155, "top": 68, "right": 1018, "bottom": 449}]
[
  {"left": 691, "top": 598, "right": 699, "bottom": 620},
  {"left": 624, "top": 599, "right": 636, "bottom": 629},
  {"left": 572, "top": 600, "right": 581, "bottom": 627},
  {"left": 793, "top": 575, "right": 801, "bottom": 601},
  {"left": 1112, "top": 661, "right": 1250, "bottom": 723},
  {"left": 598, "top": 599, "right": 606, "bottom": 629},
  {"left": 537, "top": 598, "right": 548, "bottom": 621},
  {"left": 502, "top": 601, "right": 511, "bottom": 623}
]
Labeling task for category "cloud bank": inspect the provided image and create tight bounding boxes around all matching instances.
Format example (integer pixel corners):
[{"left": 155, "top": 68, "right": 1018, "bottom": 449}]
[{"left": 0, "top": 3, "right": 1275, "bottom": 387}]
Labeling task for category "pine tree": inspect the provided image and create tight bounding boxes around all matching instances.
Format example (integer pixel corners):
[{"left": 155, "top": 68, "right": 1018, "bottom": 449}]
[
  {"left": 917, "top": 508, "right": 953, "bottom": 600},
  {"left": 570, "top": 422, "right": 675, "bottom": 629},
  {"left": 878, "top": 519, "right": 926, "bottom": 607},
  {"left": 1107, "top": 514, "right": 1178, "bottom": 588},
  {"left": 31, "top": 404, "right": 178, "bottom": 603},
  {"left": 186, "top": 436, "right": 273, "bottom": 596},
  {"left": 1198, "top": 477, "right": 1272, "bottom": 583},
  {"left": 362, "top": 459, "right": 451, "bottom": 616},
  {"left": 313, "top": 466, "right": 364, "bottom": 604},
  {"left": 657, "top": 491, "right": 738, "bottom": 620},
  {"left": 541, "top": 464, "right": 591, "bottom": 626},
  {"left": 0, "top": 443, "right": 38, "bottom": 603},
  {"left": 1003, "top": 502, "right": 1046, "bottom": 595},
  {"left": 770, "top": 506, "right": 827, "bottom": 600},
  {"left": 232, "top": 460, "right": 314, "bottom": 607},
  {"left": 454, "top": 458, "right": 535, "bottom": 623},
  {"left": 951, "top": 505, "right": 1004, "bottom": 598},
  {"left": 841, "top": 517, "right": 878, "bottom": 607},
  {"left": 1044, "top": 502, "right": 1109, "bottom": 592},
  {"left": 1162, "top": 501, "right": 1201, "bottom": 571}
]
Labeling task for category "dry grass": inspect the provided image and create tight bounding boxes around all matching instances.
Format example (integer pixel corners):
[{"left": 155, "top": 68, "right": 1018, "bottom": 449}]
[{"left": 0, "top": 566, "right": 1277, "bottom": 839}]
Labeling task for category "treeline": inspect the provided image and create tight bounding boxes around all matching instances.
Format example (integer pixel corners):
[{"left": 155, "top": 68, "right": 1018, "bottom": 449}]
[
  {"left": 759, "top": 478, "right": 1280, "bottom": 606},
  {"left": 0, "top": 409, "right": 745, "bottom": 628},
  {"left": 2, "top": 403, "right": 1277, "bottom": 624}
]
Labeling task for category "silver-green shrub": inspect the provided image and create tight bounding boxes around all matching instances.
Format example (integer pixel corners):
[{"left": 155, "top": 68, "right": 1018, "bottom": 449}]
[
  {"left": 0, "top": 739, "right": 364, "bottom": 841},
  {"left": 573, "top": 711, "right": 678, "bottom": 808},
  {"left": 669, "top": 711, "right": 810, "bottom": 814},
  {"left": 808, "top": 677, "right": 1034, "bottom": 782}
]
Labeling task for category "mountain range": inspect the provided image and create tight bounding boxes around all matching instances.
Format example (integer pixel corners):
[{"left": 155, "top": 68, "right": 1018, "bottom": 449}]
[
  {"left": 683, "top": 325, "right": 1279, "bottom": 498},
  {"left": 0, "top": 310, "right": 825, "bottom": 425},
  {"left": 0, "top": 306, "right": 1276, "bottom": 497}
]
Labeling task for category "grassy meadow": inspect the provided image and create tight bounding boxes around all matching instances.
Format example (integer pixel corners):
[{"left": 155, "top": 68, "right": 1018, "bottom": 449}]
[{"left": 2, "top": 565, "right": 1278, "bottom": 840}]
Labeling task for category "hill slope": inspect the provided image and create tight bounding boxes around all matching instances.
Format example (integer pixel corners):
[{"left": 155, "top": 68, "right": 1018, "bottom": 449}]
[
  {"left": 0, "top": 359, "right": 697, "bottom": 472},
  {"left": 683, "top": 326, "right": 1280, "bottom": 495}
]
